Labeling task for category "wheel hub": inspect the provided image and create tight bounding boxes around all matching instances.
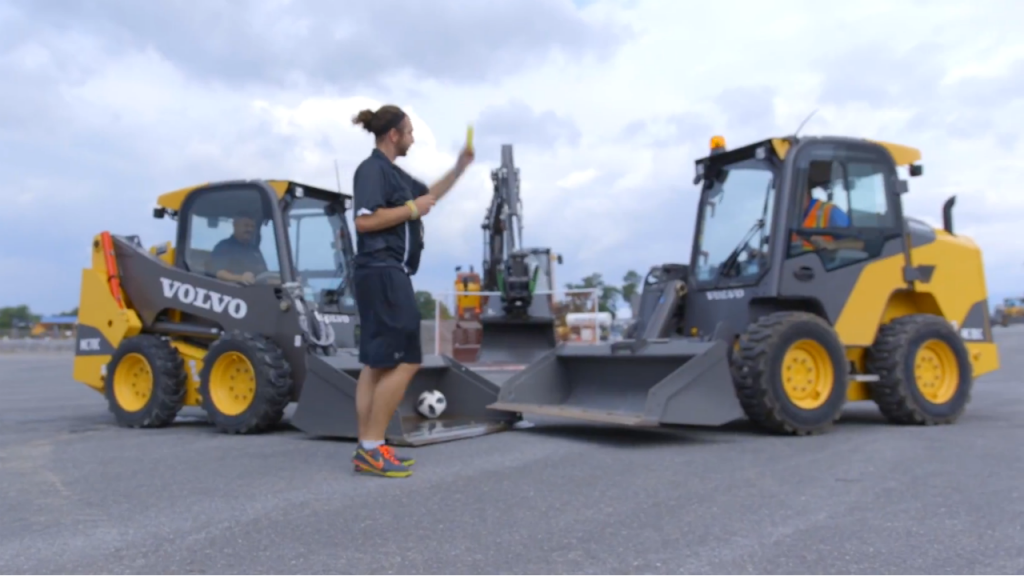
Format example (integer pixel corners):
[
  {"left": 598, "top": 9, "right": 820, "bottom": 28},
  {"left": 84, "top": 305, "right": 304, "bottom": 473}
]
[
  {"left": 914, "top": 339, "right": 958, "bottom": 404},
  {"left": 209, "top": 351, "right": 256, "bottom": 416},
  {"left": 781, "top": 339, "right": 834, "bottom": 410},
  {"left": 113, "top": 352, "right": 153, "bottom": 412}
]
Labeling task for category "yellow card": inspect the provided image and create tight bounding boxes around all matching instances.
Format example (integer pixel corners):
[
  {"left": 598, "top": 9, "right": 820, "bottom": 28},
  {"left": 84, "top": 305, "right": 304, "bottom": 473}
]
[{"left": 466, "top": 125, "right": 474, "bottom": 150}]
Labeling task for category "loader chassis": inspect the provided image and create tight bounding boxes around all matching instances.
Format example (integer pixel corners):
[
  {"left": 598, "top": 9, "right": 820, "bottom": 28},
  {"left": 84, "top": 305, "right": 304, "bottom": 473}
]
[
  {"left": 490, "top": 135, "right": 1000, "bottom": 435},
  {"left": 73, "top": 178, "right": 518, "bottom": 444}
]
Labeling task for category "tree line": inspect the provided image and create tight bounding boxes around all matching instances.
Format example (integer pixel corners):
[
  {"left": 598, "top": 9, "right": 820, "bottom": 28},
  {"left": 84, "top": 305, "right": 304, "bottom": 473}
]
[{"left": 0, "top": 306, "right": 79, "bottom": 329}]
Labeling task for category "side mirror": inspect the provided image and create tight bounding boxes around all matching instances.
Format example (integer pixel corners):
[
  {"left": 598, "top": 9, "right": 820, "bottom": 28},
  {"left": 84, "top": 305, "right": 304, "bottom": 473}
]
[
  {"left": 557, "top": 254, "right": 564, "bottom": 265},
  {"left": 153, "top": 207, "right": 166, "bottom": 219},
  {"left": 909, "top": 164, "right": 923, "bottom": 177}
]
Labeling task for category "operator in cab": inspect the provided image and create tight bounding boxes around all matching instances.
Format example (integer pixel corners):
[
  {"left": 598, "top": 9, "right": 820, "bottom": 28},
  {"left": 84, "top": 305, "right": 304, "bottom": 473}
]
[
  {"left": 794, "top": 185, "right": 864, "bottom": 253},
  {"left": 210, "top": 211, "right": 274, "bottom": 285}
]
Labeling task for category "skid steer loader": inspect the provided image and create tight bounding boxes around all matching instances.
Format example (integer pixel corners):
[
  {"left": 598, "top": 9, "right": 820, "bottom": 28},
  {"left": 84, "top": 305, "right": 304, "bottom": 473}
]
[
  {"left": 72, "top": 179, "right": 519, "bottom": 445},
  {"left": 489, "top": 135, "right": 1001, "bottom": 435},
  {"left": 992, "top": 297, "right": 1024, "bottom": 327}
]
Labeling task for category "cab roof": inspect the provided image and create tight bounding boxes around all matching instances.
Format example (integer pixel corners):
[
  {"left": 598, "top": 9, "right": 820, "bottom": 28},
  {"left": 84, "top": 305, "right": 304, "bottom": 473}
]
[
  {"left": 698, "top": 136, "right": 922, "bottom": 167},
  {"left": 155, "top": 179, "right": 352, "bottom": 213}
]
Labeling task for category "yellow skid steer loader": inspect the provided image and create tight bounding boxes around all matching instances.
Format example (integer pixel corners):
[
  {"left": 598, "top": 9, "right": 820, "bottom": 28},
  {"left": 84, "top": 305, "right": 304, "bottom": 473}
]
[
  {"left": 489, "top": 135, "right": 1000, "bottom": 435},
  {"left": 72, "top": 179, "right": 519, "bottom": 445}
]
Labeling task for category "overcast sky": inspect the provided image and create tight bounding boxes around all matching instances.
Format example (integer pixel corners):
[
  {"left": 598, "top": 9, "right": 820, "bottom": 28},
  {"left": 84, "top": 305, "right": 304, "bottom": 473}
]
[{"left": 2, "top": 0, "right": 1022, "bottom": 316}]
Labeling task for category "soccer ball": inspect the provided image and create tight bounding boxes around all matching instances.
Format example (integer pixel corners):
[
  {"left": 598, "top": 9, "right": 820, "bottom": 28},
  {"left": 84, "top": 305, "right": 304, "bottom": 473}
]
[{"left": 417, "top": 389, "right": 447, "bottom": 419}]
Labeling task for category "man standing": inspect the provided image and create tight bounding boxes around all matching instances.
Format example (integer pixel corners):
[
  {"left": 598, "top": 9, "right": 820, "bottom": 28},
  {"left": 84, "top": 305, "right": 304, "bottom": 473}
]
[{"left": 349, "top": 104, "right": 474, "bottom": 478}]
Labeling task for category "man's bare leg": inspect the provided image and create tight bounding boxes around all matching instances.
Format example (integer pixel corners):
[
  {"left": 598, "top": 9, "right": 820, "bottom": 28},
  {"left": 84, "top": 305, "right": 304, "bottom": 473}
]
[
  {"left": 355, "top": 365, "right": 384, "bottom": 442},
  {"left": 363, "top": 362, "right": 421, "bottom": 442}
]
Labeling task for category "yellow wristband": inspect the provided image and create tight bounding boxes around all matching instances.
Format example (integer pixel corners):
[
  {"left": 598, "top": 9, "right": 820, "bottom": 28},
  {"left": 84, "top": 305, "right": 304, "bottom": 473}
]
[{"left": 406, "top": 200, "right": 419, "bottom": 220}]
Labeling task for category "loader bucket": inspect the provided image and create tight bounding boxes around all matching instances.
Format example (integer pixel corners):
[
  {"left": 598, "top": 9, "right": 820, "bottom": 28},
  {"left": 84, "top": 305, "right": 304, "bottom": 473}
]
[
  {"left": 487, "top": 338, "right": 746, "bottom": 428},
  {"left": 476, "top": 317, "right": 557, "bottom": 366},
  {"left": 291, "top": 350, "right": 520, "bottom": 446}
]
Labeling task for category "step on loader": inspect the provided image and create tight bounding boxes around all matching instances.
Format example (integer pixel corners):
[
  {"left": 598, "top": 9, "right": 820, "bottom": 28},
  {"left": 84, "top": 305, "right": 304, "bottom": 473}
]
[
  {"left": 489, "top": 135, "right": 1001, "bottom": 435},
  {"left": 72, "top": 179, "right": 519, "bottom": 445}
]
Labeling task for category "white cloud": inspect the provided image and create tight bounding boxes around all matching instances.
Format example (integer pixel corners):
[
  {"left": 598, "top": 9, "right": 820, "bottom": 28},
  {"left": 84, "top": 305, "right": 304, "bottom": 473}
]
[
  {"left": 2, "top": 0, "right": 1024, "bottom": 315},
  {"left": 557, "top": 169, "right": 599, "bottom": 190}
]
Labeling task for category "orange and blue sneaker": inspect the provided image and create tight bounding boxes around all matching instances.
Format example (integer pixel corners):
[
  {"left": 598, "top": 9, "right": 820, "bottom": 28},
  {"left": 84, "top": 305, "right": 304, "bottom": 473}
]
[
  {"left": 352, "top": 445, "right": 412, "bottom": 478},
  {"left": 382, "top": 444, "right": 415, "bottom": 467}
]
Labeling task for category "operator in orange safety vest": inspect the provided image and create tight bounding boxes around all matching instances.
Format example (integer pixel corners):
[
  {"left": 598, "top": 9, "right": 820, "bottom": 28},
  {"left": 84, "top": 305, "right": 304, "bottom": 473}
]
[{"left": 792, "top": 191, "right": 863, "bottom": 252}]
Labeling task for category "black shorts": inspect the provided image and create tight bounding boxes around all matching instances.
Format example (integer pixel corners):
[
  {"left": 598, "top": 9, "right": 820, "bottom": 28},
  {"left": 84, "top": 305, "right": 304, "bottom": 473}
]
[{"left": 354, "top": 265, "right": 422, "bottom": 368}]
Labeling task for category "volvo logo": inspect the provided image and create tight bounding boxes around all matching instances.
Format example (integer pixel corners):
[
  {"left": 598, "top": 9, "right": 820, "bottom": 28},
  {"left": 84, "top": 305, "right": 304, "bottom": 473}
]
[
  {"left": 705, "top": 289, "right": 745, "bottom": 301},
  {"left": 160, "top": 278, "right": 248, "bottom": 319}
]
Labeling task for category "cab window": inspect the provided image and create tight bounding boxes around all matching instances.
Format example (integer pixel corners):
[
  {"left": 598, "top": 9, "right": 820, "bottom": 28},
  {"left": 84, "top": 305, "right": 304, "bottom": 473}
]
[
  {"left": 183, "top": 188, "right": 281, "bottom": 279},
  {"left": 788, "top": 145, "right": 899, "bottom": 270}
]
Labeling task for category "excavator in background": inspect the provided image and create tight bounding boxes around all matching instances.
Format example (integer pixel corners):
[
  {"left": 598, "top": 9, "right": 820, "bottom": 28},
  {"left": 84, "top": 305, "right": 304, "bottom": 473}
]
[
  {"left": 489, "top": 134, "right": 1000, "bottom": 436},
  {"left": 452, "top": 144, "right": 564, "bottom": 367},
  {"left": 71, "top": 179, "right": 519, "bottom": 446}
]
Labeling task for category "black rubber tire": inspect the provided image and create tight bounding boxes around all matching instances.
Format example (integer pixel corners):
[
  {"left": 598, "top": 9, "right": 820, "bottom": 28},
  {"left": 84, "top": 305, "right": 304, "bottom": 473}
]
[
  {"left": 731, "top": 311, "right": 849, "bottom": 435},
  {"left": 104, "top": 334, "right": 186, "bottom": 428},
  {"left": 198, "top": 330, "right": 293, "bottom": 434},
  {"left": 865, "top": 314, "right": 973, "bottom": 425}
]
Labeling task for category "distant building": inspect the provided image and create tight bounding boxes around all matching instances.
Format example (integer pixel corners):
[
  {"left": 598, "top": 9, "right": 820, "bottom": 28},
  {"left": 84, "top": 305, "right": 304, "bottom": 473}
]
[{"left": 31, "top": 315, "right": 78, "bottom": 338}]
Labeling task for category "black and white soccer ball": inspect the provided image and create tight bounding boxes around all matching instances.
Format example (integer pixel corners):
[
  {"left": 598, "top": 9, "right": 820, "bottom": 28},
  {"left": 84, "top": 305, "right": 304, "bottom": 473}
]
[{"left": 416, "top": 389, "right": 447, "bottom": 419}]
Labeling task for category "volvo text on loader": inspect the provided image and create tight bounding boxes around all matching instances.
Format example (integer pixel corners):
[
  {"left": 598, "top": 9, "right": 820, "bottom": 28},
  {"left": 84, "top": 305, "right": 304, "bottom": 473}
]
[
  {"left": 489, "top": 135, "right": 1000, "bottom": 435},
  {"left": 72, "top": 179, "right": 519, "bottom": 445}
]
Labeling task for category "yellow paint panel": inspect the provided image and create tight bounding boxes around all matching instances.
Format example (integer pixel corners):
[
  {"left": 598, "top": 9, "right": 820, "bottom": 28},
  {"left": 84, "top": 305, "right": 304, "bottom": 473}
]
[
  {"left": 835, "top": 229, "right": 999, "bottom": 380},
  {"left": 171, "top": 340, "right": 209, "bottom": 407},
  {"left": 266, "top": 180, "right": 290, "bottom": 197},
  {"left": 834, "top": 253, "right": 906, "bottom": 346},
  {"left": 156, "top": 183, "right": 207, "bottom": 212},
  {"left": 965, "top": 342, "right": 999, "bottom": 378},
  {"left": 908, "top": 235, "right": 989, "bottom": 328},
  {"left": 763, "top": 136, "right": 919, "bottom": 167},
  {"left": 770, "top": 138, "right": 791, "bottom": 159},
  {"left": 73, "top": 355, "right": 112, "bottom": 393},
  {"left": 148, "top": 241, "right": 175, "bottom": 266},
  {"left": 846, "top": 381, "right": 871, "bottom": 402},
  {"left": 72, "top": 234, "right": 145, "bottom": 392},
  {"left": 156, "top": 180, "right": 290, "bottom": 212},
  {"left": 867, "top": 139, "right": 922, "bottom": 166}
]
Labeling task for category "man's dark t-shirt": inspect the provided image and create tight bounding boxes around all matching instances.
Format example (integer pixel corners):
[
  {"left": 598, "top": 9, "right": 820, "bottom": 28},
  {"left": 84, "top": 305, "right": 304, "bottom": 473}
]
[
  {"left": 210, "top": 235, "right": 268, "bottom": 277},
  {"left": 351, "top": 148, "right": 429, "bottom": 275}
]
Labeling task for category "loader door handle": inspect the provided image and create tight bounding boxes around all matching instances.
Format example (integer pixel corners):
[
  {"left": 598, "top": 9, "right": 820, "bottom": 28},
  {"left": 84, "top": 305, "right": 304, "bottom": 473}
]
[{"left": 793, "top": 266, "right": 815, "bottom": 282}]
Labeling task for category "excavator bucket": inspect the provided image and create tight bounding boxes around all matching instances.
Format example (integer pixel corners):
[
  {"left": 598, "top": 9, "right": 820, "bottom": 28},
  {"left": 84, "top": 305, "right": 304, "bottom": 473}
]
[
  {"left": 291, "top": 350, "right": 520, "bottom": 446},
  {"left": 487, "top": 338, "right": 746, "bottom": 427},
  {"left": 476, "top": 316, "right": 558, "bottom": 366}
]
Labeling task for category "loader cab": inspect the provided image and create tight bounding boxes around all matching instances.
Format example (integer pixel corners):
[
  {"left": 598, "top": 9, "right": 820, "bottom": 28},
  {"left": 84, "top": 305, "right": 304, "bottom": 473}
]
[
  {"left": 687, "top": 135, "right": 920, "bottom": 339},
  {"left": 690, "top": 138, "right": 781, "bottom": 290},
  {"left": 157, "top": 180, "right": 357, "bottom": 315}
]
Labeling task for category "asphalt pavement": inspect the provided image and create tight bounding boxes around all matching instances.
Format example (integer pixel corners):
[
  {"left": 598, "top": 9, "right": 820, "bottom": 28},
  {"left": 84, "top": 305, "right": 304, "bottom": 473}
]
[{"left": 2, "top": 328, "right": 1023, "bottom": 574}]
